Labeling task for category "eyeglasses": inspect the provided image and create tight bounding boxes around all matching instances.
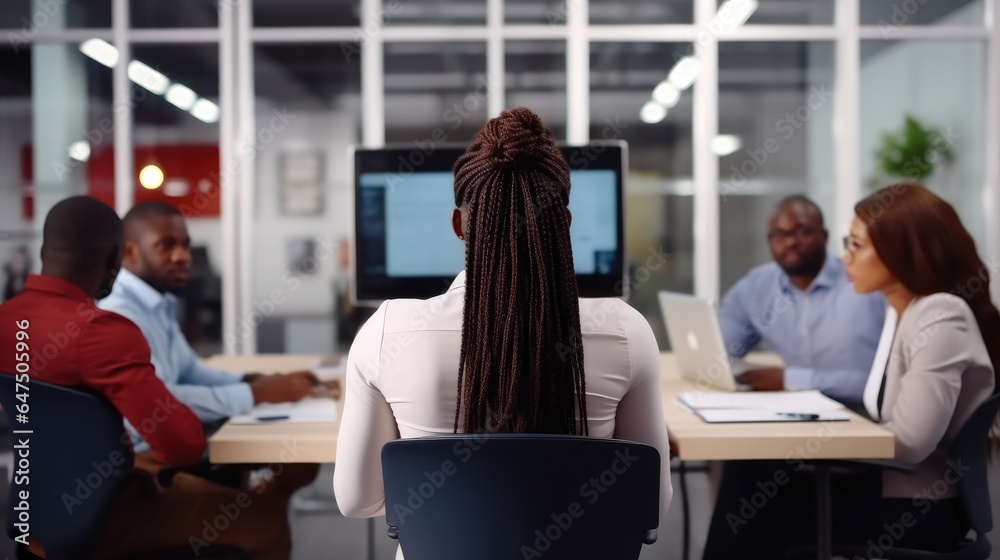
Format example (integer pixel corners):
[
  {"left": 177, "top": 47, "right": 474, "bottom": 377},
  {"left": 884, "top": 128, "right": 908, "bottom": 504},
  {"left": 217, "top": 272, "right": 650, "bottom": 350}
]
[
  {"left": 842, "top": 236, "right": 862, "bottom": 255},
  {"left": 766, "top": 226, "right": 819, "bottom": 243}
]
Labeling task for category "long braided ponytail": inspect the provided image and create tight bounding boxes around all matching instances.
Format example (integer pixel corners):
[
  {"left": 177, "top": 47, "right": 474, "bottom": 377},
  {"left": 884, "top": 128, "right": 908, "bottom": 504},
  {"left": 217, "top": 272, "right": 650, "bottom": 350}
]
[{"left": 452, "top": 107, "right": 588, "bottom": 435}]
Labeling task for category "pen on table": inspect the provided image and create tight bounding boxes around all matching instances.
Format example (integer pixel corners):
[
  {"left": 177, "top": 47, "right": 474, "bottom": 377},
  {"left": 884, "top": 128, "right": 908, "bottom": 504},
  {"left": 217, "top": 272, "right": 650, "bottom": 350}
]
[
  {"left": 777, "top": 412, "right": 820, "bottom": 420},
  {"left": 255, "top": 415, "right": 290, "bottom": 422}
]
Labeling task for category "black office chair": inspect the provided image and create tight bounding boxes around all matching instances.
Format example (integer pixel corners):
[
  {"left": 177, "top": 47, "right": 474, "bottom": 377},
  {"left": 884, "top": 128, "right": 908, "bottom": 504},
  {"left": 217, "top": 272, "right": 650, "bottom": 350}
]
[
  {"left": 0, "top": 374, "right": 249, "bottom": 560},
  {"left": 787, "top": 392, "right": 1000, "bottom": 560},
  {"left": 381, "top": 434, "right": 660, "bottom": 560}
]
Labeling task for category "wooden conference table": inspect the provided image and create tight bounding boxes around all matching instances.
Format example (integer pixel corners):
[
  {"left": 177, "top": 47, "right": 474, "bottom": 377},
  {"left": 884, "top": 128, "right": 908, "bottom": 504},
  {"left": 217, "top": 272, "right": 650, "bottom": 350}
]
[
  {"left": 206, "top": 352, "right": 894, "bottom": 559},
  {"left": 206, "top": 352, "right": 893, "bottom": 463}
]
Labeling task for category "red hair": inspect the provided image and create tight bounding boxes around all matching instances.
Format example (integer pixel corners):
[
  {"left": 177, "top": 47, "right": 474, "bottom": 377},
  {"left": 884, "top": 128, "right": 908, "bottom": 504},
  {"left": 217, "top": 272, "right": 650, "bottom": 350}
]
[{"left": 855, "top": 183, "right": 1000, "bottom": 391}]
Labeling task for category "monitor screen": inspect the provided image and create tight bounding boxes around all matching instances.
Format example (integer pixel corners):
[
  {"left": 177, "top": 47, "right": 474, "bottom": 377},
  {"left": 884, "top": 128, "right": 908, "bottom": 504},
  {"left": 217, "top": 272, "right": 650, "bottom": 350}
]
[{"left": 352, "top": 142, "right": 626, "bottom": 304}]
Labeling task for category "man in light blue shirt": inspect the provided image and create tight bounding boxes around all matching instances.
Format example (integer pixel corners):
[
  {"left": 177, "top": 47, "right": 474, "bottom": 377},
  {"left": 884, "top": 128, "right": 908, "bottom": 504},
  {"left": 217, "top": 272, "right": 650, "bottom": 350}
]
[
  {"left": 718, "top": 195, "right": 885, "bottom": 407},
  {"left": 100, "top": 202, "right": 317, "bottom": 451}
]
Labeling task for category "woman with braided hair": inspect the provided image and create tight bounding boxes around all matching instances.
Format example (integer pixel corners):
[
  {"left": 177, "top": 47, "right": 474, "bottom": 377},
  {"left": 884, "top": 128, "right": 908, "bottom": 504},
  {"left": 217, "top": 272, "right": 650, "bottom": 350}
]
[{"left": 334, "top": 108, "right": 672, "bottom": 528}]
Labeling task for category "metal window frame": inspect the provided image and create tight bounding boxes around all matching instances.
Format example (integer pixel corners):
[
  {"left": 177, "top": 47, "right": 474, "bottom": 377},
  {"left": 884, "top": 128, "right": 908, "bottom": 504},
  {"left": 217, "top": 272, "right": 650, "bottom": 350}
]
[{"left": 10, "top": 0, "right": 999, "bottom": 353}]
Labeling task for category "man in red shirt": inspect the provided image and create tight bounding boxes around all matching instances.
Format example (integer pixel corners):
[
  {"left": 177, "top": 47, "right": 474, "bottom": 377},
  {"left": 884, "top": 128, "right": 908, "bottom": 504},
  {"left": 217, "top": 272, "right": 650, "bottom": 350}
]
[{"left": 0, "top": 197, "right": 291, "bottom": 559}]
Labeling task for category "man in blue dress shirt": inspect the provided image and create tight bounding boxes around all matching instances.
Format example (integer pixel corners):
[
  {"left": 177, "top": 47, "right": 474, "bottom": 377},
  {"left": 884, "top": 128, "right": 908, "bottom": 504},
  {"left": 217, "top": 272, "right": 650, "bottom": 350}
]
[
  {"left": 719, "top": 195, "right": 885, "bottom": 407},
  {"left": 99, "top": 201, "right": 319, "bottom": 451},
  {"left": 99, "top": 201, "right": 322, "bottom": 558}
]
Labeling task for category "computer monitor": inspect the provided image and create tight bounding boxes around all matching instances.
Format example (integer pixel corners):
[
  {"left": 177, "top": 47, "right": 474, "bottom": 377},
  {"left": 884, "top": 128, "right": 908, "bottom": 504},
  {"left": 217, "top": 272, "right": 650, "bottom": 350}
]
[{"left": 352, "top": 142, "right": 627, "bottom": 305}]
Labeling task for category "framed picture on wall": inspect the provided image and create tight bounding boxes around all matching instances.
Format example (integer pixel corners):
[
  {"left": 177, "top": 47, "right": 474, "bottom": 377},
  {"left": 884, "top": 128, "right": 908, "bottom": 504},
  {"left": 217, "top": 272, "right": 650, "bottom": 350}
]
[
  {"left": 279, "top": 151, "right": 325, "bottom": 215},
  {"left": 287, "top": 237, "right": 319, "bottom": 276}
]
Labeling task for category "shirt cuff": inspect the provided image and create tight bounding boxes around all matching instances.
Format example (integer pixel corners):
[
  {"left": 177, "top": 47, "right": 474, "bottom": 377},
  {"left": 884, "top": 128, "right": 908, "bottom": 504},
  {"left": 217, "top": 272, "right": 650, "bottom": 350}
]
[
  {"left": 234, "top": 382, "right": 255, "bottom": 414},
  {"left": 784, "top": 367, "right": 814, "bottom": 391}
]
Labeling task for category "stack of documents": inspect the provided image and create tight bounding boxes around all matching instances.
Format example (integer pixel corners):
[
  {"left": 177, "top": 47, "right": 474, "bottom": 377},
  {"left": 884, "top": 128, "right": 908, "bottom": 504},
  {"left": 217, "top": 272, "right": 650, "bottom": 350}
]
[
  {"left": 678, "top": 390, "right": 851, "bottom": 423},
  {"left": 230, "top": 397, "right": 338, "bottom": 425}
]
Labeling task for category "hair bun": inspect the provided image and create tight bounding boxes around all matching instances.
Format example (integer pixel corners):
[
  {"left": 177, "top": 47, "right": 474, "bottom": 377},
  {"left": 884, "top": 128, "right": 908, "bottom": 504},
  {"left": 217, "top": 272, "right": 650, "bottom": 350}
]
[
  {"left": 452, "top": 106, "right": 569, "bottom": 206},
  {"left": 476, "top": 107, "right": 554, "bottom": 168}
]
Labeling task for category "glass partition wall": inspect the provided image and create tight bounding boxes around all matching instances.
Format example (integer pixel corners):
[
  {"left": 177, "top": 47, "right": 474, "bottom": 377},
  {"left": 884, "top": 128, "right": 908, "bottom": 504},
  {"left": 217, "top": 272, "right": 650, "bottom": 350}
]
[{"left": 2, "top": 0, "right": 996, "bottom": 353}]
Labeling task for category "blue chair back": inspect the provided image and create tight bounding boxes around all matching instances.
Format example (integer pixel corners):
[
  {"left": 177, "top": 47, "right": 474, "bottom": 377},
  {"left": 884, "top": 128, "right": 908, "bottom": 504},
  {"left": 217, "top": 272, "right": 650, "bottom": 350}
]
[
  {"left": 381, "top": 434, "right": 660, "bottom": 560},
  {"left": 951, "top": 392, "right": 1000, "bottom": 536},
  {"left": 0, "top": 374, "right": 134, "bottom": 560}
]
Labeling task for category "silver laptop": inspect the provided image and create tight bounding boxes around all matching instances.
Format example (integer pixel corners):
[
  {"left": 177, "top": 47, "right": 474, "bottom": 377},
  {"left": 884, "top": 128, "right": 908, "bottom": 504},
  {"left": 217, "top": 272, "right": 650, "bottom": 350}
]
[{"left": 658, "top": 291, "right": 753, "bottom": 391}]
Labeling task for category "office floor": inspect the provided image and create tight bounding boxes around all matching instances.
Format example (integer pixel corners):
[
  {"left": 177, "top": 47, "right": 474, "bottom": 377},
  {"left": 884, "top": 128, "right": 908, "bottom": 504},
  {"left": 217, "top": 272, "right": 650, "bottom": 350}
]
[
  {"left": 287, "top": 462, "right": 1000, "bottom": 560},
  {"left": 1, "top": 460, "right": 998, "bottom": 559},
  {"left": 287, "top": 463, "right": 716, "bottom": 560},
  {"left": 291, "top": 465, "right": 720, "bottom": 560}
]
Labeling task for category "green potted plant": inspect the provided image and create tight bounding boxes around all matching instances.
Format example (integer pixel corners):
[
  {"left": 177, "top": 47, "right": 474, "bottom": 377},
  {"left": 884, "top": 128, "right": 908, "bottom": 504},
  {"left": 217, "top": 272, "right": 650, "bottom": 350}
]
[{"left": 870, "top": 115, "right": 955, "bottom": 189}]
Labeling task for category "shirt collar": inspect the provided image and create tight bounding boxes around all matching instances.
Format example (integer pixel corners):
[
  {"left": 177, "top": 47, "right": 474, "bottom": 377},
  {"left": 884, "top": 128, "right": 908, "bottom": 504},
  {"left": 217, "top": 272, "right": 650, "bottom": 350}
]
[
  {"left": 812, "top": 257, "right": 844, "bottom": 289},
  {"left": 778, "top": 256, "right": 843, "bottom": 293},
  {"left": 114, "top": 268, "right": 173, "bottom": 311},
  {"left": 448, "top": 270, "right": 466, "bottom": 292},
  {"left": 23, "top": 274, "right": 93, "bottom": 303}
]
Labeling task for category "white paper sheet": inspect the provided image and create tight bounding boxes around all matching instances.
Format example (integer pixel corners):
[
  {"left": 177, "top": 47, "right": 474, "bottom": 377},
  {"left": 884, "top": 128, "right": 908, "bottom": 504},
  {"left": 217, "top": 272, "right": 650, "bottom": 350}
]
[
  {"left": 230, "top": 397, "right": 338, "bottom": 425},
  {"left": 678, "top": 390, "right": 845, "bottom": 414},
  {"left": 694, "top": 408, "right": 851, "bottom": 423}
]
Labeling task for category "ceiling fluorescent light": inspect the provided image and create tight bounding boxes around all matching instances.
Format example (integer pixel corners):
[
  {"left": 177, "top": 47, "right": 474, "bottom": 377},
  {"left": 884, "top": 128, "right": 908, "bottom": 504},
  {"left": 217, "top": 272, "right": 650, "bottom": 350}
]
[
  {"left": 190, "top": 98, "right": 221, "bottom": 123},
  {"left": 79, "top": 39, "right": 119, "bottom": 68},
  {"left": 639, "top": 101, "right": 667, "bottom": 124},
  {"left": 711, "top": 134, "right": 742, "bottom": 156},
  {"left": 668, "top": 56, "right": 701, "bottom": 90},
  {"left": 652, "top": 81, "right": 681, "bottom": 108},
  {"left": 127, "top": 60, "right": 170, "bottom": 95},
  {"left": 165, "top": 83, "right": 197, "bottom": 111},
  {"left": 716, "top": 0, "right": 759, "bottom": 32}
]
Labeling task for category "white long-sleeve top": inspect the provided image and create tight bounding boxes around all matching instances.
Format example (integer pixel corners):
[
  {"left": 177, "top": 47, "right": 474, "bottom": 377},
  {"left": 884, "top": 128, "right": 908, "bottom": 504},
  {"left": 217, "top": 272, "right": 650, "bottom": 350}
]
[{"left": 333, "top": 271, "right": 673, "bottom": 521}]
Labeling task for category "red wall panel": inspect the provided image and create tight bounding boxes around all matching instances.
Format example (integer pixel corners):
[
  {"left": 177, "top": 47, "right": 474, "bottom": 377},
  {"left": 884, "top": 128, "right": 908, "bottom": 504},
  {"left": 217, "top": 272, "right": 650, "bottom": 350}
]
[{"left": 20, "top": 144, "right": 221, "bottom": 218}]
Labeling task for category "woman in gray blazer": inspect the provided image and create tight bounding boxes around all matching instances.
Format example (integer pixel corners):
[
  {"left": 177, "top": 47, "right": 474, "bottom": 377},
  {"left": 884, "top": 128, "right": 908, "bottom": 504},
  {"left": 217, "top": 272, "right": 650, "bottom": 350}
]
[{"left": 704, "top": 183, "right": 998, "bottom": 558}]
